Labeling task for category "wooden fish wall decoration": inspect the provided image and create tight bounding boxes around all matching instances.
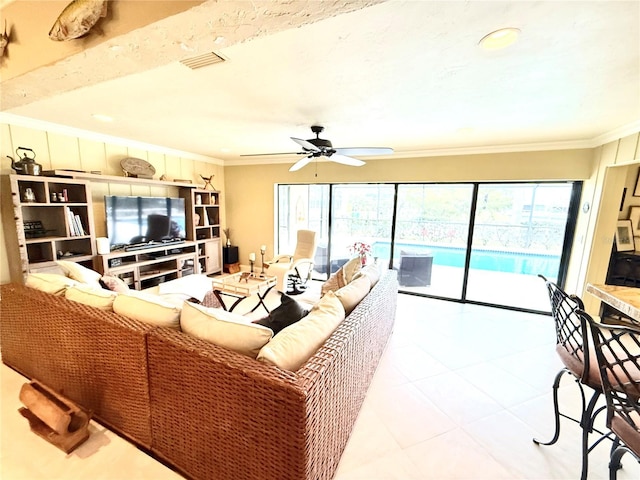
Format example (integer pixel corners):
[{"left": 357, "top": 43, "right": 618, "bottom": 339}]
[{"left": 49, "top": 0, "right": 108, "bottom": 41}]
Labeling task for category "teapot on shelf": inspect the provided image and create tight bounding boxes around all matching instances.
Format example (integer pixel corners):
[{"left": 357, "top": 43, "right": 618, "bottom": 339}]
[{"left": 8, "top": 147, "right": 42, "bottom": 176}]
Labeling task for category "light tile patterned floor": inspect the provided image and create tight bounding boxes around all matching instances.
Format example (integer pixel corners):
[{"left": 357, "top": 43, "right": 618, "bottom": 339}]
[{"left": 2, "top": 293, "right": 638, "bottom": 479}]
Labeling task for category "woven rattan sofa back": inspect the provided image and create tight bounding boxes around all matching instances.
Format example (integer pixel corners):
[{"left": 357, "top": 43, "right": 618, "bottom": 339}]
[
  {"left": 146, "top": 269, "right": 399, "bottom": 480},
  {"left": 0, "top": 283, "right": 155, "bottom": 448}
]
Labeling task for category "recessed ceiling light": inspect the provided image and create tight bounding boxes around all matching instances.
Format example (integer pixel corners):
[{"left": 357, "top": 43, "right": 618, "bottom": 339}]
[
  {"left": 479, "top": 28, "right": 520, "bottom": 50},
  {"left": 91, "top": 114, "right": 113, "bottom": 122}
]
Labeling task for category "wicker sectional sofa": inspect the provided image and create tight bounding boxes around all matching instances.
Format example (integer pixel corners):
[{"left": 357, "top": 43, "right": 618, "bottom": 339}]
[{"left": 0, "top": 269, "right": 398, "bottom": 480}]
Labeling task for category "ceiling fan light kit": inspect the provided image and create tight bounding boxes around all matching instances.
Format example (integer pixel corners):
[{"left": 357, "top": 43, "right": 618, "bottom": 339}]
[
  {"left": 479, "top": 27, "right": 521, "bottom": 50},
  {"left": 242, "top": 125, "right": 393, "bottom": 172}
]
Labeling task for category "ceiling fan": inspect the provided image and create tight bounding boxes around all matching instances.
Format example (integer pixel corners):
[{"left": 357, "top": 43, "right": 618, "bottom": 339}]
[{"left": 242, "top": 125, "right": 393, "bottom": 172}]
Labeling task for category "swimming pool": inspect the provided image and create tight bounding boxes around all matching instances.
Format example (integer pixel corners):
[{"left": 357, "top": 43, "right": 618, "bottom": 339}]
[{"left": 373, "top": 242, "right": 560, "bottom": 277}]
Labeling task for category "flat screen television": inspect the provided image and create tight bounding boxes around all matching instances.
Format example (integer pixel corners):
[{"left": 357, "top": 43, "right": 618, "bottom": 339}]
[{"left": 105, "top": 195, "right": 187, "bottom": 247}]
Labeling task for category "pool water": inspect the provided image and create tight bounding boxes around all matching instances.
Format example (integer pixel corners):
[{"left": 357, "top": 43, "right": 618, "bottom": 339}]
[{"left": 373, "top": 242, "right": 560, "bottom": 278}]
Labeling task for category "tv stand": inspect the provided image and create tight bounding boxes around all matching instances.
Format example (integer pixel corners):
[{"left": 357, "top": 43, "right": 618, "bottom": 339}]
[{"left": 94, "top": 241, "right": 198, "bottom": 290}]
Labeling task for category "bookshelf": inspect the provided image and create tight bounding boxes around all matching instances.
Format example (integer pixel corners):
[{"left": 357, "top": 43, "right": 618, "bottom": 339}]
[
  {"left": 180, "top": 188, "right": 222, "bottom": 275},
  {"left": 1, "top": 174, "right": 96, "bottom": 282}
]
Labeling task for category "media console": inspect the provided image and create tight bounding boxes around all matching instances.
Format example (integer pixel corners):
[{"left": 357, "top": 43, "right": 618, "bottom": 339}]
[{"left": 94, "top": 241, "right": 198, "bottom": 290}]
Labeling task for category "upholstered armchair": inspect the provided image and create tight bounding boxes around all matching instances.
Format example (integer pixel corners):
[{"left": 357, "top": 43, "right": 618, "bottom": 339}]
[{"left": 266, "top": 230, "right": 318, "bottom": 294}]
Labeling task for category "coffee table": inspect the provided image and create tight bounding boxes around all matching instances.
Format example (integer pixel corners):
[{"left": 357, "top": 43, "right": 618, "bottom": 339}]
[{"left": 210, "top": 272, "right": 277, "bottom": 313}]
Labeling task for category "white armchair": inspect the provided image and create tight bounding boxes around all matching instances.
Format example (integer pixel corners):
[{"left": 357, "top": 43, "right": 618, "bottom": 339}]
[{"left": 267, "top": 230, "right": 318, "bottom": 293}]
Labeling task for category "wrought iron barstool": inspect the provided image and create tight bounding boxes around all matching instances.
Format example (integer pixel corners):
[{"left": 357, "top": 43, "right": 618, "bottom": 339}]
[
  {"left": 534, "top": 275, "right": 611, "bottom": 480},
  {"left": 583, "top": 311, "right": 640, "bottom": 480}
]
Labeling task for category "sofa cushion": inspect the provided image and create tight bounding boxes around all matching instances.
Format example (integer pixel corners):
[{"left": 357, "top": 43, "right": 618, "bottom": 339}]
[
  {"left": 353, "top": 263, "right": 381, "bottom": 287},
  {"left": 65, "top": 284, "right": 117, "bottom": 310},
  {"left": 335, "top": 275, "right": 371, "bottom": 315},
  {"left": 113, "top": 291, "right": 182, "bottom": 329},
  {"left": 253, "top": 293, "right": 310, "bottom": 335},
  {"left": 100, "top": 275, "right": 131, "bottom": 293},
  {"left": 257, "top": 291, "right": 346, "bottom": 371},
  {"left": 56, "top": 260, "right": 102, "bottom": 286},
  {"left": 26, "top": 273, "right": 78, "bottom": 295},
  {"left": 342, "top": 256, "right": 362, "bottom": 284},
  {"left": 153, "top": 274, "right": 213, "bottom": 303},
  {"left": 181, "top": 302, "right": 273, "bottom": 358}
]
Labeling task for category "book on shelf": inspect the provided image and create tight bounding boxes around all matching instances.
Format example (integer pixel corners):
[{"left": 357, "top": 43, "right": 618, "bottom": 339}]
[
  {"left": 65, "top": 207, "right": 77, "bottom": 236},
  {"left": 65, "top": 207, "right": 86, "bottom": 236},
  {"left": 74, "top": 214, "right": 87, "bottom": 236}
]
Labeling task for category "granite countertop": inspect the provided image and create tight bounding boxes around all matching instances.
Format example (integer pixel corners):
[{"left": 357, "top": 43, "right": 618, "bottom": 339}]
[{"left": 586, "top": 284, "right": 640, "bottom": 322}]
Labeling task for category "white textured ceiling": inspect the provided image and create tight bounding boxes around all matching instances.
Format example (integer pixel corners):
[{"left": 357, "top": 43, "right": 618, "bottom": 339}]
[{"left": 2, "top": 0, "right": 640, "bottom": 164}]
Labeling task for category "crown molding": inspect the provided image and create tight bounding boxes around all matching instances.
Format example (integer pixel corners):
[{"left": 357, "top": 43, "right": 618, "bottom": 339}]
[
  {"left": 224, "top": 139, "right": 601, "bottom": 167},
  {"left": 228, "top": 121, "right": 640, "bottom": 166},
  {"left": 590, "top": 119, "right": 640, "bottom": 147},
  {"left": 0, "top": 113, "right": 224, "bottom": 165},
  {"left": 3, "top": 112, "right": 638, "bottom": 167}
]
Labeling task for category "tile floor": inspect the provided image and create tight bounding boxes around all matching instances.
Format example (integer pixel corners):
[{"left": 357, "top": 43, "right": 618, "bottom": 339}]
[{"left": 1, "top": 293, "right": 639, "bottom": 479}]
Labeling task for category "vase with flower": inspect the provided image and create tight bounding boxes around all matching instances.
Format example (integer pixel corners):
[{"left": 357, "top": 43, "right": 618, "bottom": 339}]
[{"left": 350, "top": 241, "right": 371, "bottom": 266}]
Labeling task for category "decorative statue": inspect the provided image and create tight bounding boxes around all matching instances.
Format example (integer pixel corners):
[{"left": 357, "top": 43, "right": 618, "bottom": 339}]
[{"left": 200, "top": 174, "right": 216, "bottom": 191}]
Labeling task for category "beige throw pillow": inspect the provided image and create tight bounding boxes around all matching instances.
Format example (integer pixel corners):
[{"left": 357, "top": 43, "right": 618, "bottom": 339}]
[
  {"left": 257, "top": 291, "right": 346, "bottom": 371},
  {"left": 180, "top": 302, "right": 273, "bottom": 357},
  {"left": 26, "top": 273, "right": 78, "bottom": 295},
  {"left": 342, "top": 257, "right": 362, "bottom": 284},
  {"left": 335, "top": 275, "right": 371, "bottom": 315},
  {"left": 56, "top": 260, "right": 102, "bottom": 285},
  {"left": 321, "top": 267, "right": 345, "bottom": 296},
  {"left": 113, "top": 291, "right": 182, "bottom": 329},
  {"left": 65, "top": 284, "right": 117, "bottom": 310}
]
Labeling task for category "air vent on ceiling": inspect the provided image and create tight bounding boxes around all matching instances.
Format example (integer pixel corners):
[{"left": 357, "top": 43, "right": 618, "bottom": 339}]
[{"left": 180, "top": 52, "right": 225, "bottom": 70}]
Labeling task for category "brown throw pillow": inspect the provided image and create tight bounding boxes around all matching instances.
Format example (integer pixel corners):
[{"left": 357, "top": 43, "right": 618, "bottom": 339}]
[{"left": 201, "top": 290, "right": 222, "bottom": 308}]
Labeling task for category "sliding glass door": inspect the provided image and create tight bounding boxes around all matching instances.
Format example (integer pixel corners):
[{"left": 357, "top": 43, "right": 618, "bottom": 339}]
[
  {"left": 330, "top": 184, "right": 395, "bottom": 272},
  {"left": 393, "top": 184, "right": 474, "bottom": 299},
  {"left": 465, "top": 183, "right": 575, "bottom": 310},
  {"left": 277, "top": 181, "right": 579, "bottom": 312},
  {"left": 276, "top": 184, "right": 329, "bottom": 277}
]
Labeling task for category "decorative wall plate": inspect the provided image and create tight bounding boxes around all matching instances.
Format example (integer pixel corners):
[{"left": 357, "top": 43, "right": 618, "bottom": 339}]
[{"left": 120, "top": 157, "right": 156, "bottom": 179}]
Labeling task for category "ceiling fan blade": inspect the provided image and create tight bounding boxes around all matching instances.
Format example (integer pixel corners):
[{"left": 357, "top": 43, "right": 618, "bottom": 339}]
[
  {"left": 241, "top": 152, "right": 304, "bottom": 157},
  {"left": 334, "top": 147, "right": 393, "bottom": 156},
  {"left": 289, "top": 155, "right": 314, "bottom": 172},
  {"left": 330, "top": 154, "right": 366, "bottom": 167},
  {"left": 291, "top": 137, "right": 320, "bottom": 152}
]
